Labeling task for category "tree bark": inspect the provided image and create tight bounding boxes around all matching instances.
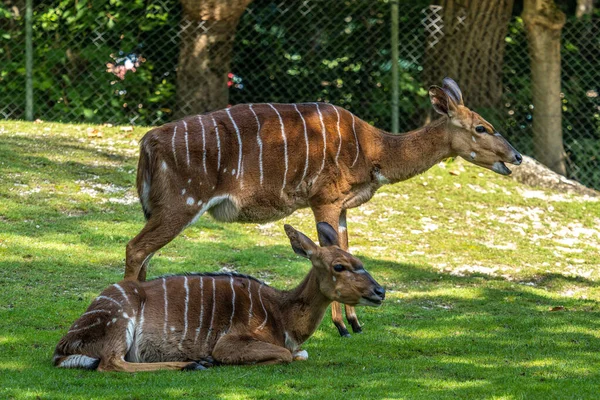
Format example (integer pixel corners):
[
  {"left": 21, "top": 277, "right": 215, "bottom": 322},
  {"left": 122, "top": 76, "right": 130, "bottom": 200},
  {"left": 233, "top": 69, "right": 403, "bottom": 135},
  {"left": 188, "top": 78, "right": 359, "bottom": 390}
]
[
  {"left": 176, "top": 0, "right": 253, "bottom": 117},
  {"left": 576, "top": 0, "right": 593, "bottom": 18},
  {"left": 522, "top": 0, "right": 567, "bottom": 175},
  {"left": 424, "top": 0, "right": 514, "bottom": 108}
]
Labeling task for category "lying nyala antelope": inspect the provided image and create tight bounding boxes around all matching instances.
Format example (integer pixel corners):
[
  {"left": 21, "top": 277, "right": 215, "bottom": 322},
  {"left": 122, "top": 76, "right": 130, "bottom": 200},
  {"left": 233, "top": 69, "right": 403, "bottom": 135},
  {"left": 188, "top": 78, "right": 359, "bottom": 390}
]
[{"left": 54, "top": 223, "right": 385, "bottom": 372}]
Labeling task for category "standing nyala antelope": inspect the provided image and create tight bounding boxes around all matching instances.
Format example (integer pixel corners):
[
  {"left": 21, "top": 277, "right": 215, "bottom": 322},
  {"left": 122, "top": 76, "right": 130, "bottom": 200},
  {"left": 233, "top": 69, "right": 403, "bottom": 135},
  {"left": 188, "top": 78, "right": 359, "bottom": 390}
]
[
  {"left": 126, "top": 77, "right": 522, "bottom": 337},
  {"left": 54, "top": 223, "right": 385, "bottom": 372}
]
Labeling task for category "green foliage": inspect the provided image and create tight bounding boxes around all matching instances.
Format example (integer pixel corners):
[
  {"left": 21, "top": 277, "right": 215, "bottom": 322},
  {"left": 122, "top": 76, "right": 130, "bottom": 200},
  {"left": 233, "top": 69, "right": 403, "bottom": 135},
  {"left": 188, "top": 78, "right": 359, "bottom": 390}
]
[{"left": 1, "top": 120, "right": 600, "bottom": 399}]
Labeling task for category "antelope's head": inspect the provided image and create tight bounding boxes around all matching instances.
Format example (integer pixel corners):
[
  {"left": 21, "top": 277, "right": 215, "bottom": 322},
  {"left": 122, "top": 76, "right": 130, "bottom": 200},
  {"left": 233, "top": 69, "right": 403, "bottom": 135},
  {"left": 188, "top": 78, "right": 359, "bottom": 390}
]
[
  {"left": 284, "top": 222, "right": 385, "bottom": 307},
  {"left": 429, "top": 78, "right": 522, "bottom": 175}
]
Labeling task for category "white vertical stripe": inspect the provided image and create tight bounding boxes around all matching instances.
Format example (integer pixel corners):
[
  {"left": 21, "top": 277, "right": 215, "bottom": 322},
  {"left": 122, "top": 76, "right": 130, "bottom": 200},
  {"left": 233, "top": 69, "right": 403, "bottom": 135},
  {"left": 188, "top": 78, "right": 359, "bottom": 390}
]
[
  {"left": 207, "top": 277, "right": 216, "bottom": 339},
  {"left": 228, "top": 275, "right": 236, "bottom": 332},
  {"left": 332, "top": 105, "right": 342, "bottom": 165},
  {"left": 113, "top": 284, "right": 129, "bottom": 304},
  {"left": 226, "top": 108, "right": 243, "bottom": 180},
  {"left": 247, "top": 278, "right": 253, "bottom": 325},
  {"left": 294, "top": 104, "right": 309, "bottom": 190},
  {"left": 195, "top": 276, "right": 204, "bottom": 344},
  {"left": 268, "top": 103, "right": 288, "bottom": 195},
  {"left": 162, "top": 277, "right": 168, "bottom": 340},
  {"left": 314, "top": 103, "right": 327, "bottom": 178},
  {"left": 179, "top": 276, "right": 189, "bottom": 350},
  {"left": 171, "top": 125, "right": 178, "bottom": 167},
  {"left": 249, "top": 104, "right": 264, "bottom": 185},
  {"left": 183, "top": 120, "right": 190, "bottom": 167},
  {"left": 350, "top": 113, "right": 360, "bottom": 167},
  {"left": 198, "top": 116, "right": 207, "bottom": 175},
  {"left": 211, "top": 116, "right": 221, "bottom": 171},
  {"left": 258, "top": 283, "right": 268, "bottom": 330}
]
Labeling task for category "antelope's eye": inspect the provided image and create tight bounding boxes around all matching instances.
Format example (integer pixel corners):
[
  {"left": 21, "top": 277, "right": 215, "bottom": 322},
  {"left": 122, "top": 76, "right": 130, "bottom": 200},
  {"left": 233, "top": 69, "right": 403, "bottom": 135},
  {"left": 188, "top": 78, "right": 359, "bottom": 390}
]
[
  {"left": 475, "top": 125, "right": 487, "bottom": 134},
  {"left": 333, "top": 264, "right": 345, "bottom": 273}
]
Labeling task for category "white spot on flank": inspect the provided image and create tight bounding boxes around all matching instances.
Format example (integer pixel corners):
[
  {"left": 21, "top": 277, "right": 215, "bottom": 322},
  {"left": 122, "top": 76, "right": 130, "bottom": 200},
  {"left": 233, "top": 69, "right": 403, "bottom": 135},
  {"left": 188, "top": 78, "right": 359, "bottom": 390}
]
[
  {"left": 470, "top": 152, "right": 476, "bottom": 160},
  {"left": 170, "top": 326, "right": 176, "bottom": 332},
  {"left": 171, "top": 125, "right": 178, "bottom": 167},
  {"left": 314, "top": 103, "right": 327, "bottom": 179},
  {"left": 231, "top": 169, "right": 236, "bottom": 175},
  {"left": 179, "top": 276, "right": 189, "bottom": 350},
  {"left": 226, "top": 108, "right": 243, "bottom": 180},
  {"left": 183, "top": 120, "right": 190, "bottom": 167},
  {"left": 211, "top": 116, "right": 221, "bottom": 171},
  {"left": 224, "top": 167, "right": 227, "bottom": 173},
  {"left": 187, "top": 178, "right": 191, "bottom": 184},
  {"left": 331, "top": 105, "right": 342, "bottom": 165},
  {"left": 197, "top": 199, "right": 203, "bottom": 206},
  {"left": 186, "top": 197, "right": 195, "bottom": 206},
  {"left": 350, "top": 113, "right": 360, "bottom": 167},
  {"left": 161, "top": 161, "right": 168, "bottom": 171},
  {"left": 122, "top": 312, "right": 130, "bottom": 319},
  {"left": 249, "top": 104, "right": 264, "bottom": 185},
  {"left": 268, "top": 103, "right": 288, "bottom": 196},
  {"left": 293, "top": 104, "right": 309, "bottom": 190},
  {"left": 198, "top": 115, "right": 208, "bottom": 175},
  {"left": 112, "top": 318, "right": 117, "bottom": 323},
  {"left": 181, "top": 188, "right": 186, "bottom": 195}
]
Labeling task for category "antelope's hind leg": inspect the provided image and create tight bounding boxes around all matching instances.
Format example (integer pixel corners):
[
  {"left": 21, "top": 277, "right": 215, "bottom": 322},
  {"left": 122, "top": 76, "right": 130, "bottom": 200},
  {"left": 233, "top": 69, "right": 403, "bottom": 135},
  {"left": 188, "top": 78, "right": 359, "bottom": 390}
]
[{"left": 212, "top": 334, "right": 293, "bottom": 366}]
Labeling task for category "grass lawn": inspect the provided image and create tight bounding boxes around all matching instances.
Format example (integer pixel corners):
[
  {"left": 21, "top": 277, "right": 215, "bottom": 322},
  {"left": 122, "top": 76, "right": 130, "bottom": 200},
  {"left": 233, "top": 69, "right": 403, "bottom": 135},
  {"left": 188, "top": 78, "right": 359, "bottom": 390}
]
[{"left": 1, "top": 120, "right": 599, "bottom": 399}]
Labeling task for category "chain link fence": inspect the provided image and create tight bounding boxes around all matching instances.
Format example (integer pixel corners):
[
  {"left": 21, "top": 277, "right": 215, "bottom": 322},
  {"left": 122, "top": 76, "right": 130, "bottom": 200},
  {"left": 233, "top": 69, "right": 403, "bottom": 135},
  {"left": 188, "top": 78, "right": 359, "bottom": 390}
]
[{"left": 1, "top": 1, "right": 599, "bottom": 189}]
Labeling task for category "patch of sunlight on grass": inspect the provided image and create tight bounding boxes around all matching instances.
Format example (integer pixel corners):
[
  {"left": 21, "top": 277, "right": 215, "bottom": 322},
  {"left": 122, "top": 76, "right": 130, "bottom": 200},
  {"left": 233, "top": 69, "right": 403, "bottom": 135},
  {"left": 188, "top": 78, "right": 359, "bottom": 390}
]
[
  {"left": 218, "top": 393, "right": 255, "bottom": 400},
  {"left": 541, "top": 325, "right": 600, "bottom": 338},
  {"left": 402, "top": 287, "right": 486, "bottom": 300},
  {"left": 0, "top": 336, "right": 21, "bottom": 345},
  {"left": 0, "top": 361, "right": 27, "bottom": 371},
  {"left": 409, "top": 378, "right": 490, "bottom": 390}
]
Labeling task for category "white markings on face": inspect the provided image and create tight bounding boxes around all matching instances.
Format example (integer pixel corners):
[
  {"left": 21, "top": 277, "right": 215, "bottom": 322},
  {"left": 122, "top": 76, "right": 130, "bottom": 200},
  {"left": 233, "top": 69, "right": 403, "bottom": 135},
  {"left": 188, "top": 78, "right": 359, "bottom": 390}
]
[
  {"left": 161, "top": 160, "right": 168, "bottom": 171},
  {"left": 194, "top": 276, "right": 204, "bottom": 344},
  {"left": 472, "top": 135, "right": 476, "bottom": 143},
  {"left": 228, "top": 275, "right": 236, "bottom": 333},
  {"left": 211, "top": 116, "right": 221, "bottom": 171},
  {"left": 258, "top": 283, "right": 268, "bottom": 330},
  {"left": 197, "top": 115, "right": 208, "bottom": 176},
  {"left": 181, "top": 188, "right": 186, "bottom": 195},
  {"left": 332, "top": 276, "right": 337, "bottom": 282},
  {"left": 162, "top": 277, "right": 168, "bottom": 340},
  {"left": 470, "top": 152, "right": 476, "bottom": 160},
  {"left": 247, "top": 278, "right": 253, "bottom": 325},
  {"left": 171, "top": 124, "right": 178, "bottom": 167},
  {"left": 350, "top": 113, "right": 360, "bottom": 167},
  {"left": 207, "top": 277, "right": 216, "bottom": 340},
  {"left": 179, "top": 276, "right": 189, "bottom": 351},
  {"left": 314, "top": 103, "right": 327, "bottom": 179},
  {"left": 186, "top": 197, "right": 195, "bottom": 206},
  {"left": 494, "top": 132, "right": 502, "bottom": 137},
  {"left": 293, "top": 104, "right": 309, "bottom": 190},
  {"left": 226, "top": 108, "right": 243, "bottom": 180},
  {"left": 331, "top": 105, "right": 342, "bottom": 166},
  {"left": 249, "top": 104, "right": 264, "bottom": 186},
  {"left": 183, "top": 120, "right": 190, "bottom": 168},
  {"left": 112, "top": 284, "right": 129, "bottom": 305},
  {"left": 268, "top": 103, "right": 288, "bottom": 196}
]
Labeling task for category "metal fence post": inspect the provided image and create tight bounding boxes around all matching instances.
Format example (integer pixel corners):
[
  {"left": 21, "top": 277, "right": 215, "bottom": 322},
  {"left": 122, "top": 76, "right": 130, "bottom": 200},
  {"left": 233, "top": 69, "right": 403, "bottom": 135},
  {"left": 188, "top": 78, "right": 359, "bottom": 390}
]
[
  {"left": 25, "top": 0, "right": 33, "bottom": 121},
  {"left": 390, "top": 0, "right": 399, "bottom": 134}
]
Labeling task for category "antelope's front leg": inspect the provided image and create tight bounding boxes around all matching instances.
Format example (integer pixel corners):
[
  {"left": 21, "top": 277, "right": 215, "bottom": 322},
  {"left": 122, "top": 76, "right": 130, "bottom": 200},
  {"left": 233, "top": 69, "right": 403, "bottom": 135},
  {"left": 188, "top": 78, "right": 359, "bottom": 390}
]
[
  {"left": 212, "top": 334, "right": 293, "bottom": 366},
  {"left": 338, "top": 210, "right": 362, "bottom": 334}
]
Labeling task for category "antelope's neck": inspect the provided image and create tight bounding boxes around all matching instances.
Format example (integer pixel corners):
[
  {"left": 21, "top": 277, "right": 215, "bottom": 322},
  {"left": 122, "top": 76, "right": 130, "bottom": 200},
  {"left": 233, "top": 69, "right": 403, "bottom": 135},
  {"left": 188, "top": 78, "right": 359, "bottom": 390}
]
[
  {"left": 278, "top": 269, "right": 330, "bottom": 346},
  {"left": 362, "top": 118, "right": 453, "bottom": 184}
]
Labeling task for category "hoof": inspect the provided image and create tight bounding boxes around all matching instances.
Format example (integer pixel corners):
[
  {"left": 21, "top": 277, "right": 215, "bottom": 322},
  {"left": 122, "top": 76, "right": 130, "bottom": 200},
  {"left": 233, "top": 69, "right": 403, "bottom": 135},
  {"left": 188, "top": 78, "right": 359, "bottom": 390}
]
[
  {"left": 352, "top": 326, "right": 363, "bottom": 334},
  {"left": 336, "top": 326, "right": 351, "bottom": 338},
  {"left": 293, "top": 350, "right": 309, "bottom": 361},
  {"left": 182, "top": 362, "right": 207, "bottom": 371}
]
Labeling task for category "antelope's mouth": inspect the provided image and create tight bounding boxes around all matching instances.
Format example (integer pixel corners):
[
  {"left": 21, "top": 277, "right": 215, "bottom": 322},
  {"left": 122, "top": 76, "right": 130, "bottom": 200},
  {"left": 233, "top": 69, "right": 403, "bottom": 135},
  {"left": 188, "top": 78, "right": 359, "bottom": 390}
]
[
  {"left": 492, "top": 161, "right": 512, "bottom": 176},
  {"left": 360, "top": 296, "right": 384, "bottom": 307}
]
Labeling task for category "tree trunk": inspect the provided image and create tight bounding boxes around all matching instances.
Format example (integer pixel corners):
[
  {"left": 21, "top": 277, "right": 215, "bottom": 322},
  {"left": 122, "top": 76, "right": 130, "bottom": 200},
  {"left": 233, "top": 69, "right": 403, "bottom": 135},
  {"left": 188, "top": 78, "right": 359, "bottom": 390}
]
[
  {"left": 522, "top": 0, "right": 566, "bottom": 175},
  {"left": 176, "top": 0, "right": 253, "bottom": 117},
  {"left": 424, "top": 0, "right": 514, "bottom": 108},
  {"left": 576, "top": 0, "right": 593, "bottom": 18}
]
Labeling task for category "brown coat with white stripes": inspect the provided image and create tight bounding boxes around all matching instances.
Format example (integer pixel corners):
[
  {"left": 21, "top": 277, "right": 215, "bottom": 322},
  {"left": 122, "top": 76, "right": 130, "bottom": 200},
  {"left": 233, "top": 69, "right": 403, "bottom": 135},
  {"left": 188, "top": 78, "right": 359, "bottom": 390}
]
[
  {"left": 54, "top": 224, "right": 385, "bottom": 372},
  {"left": 126, "top": 78, "right": 522, "bottom": 337}
]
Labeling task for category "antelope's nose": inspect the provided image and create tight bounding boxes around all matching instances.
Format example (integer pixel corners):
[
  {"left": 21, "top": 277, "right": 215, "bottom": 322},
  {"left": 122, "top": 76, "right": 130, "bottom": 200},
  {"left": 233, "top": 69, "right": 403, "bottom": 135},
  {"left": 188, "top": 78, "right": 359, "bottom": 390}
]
[
  {"left": 513, "top": 152, "right": 523, "bottom": 165},
  {"left": 374, "top": 286, "right": 386, "bottom": 299}
]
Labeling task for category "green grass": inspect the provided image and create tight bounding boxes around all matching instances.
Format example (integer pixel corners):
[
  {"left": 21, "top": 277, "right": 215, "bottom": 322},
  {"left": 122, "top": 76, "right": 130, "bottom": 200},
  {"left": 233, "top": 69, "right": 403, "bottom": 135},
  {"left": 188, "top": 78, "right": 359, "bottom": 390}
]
[{"left": 1, "top": 120, "right": 599, "bottom": 399}]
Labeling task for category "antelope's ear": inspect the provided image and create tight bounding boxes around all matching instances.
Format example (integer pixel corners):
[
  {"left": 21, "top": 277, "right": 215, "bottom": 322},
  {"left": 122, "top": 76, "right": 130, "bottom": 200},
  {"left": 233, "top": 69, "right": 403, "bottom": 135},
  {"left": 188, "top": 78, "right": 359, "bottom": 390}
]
[
  {"left": 442, "top": 77, "right": 464, "bottom": 106},
  {"left": 429, "top": 85, "right": 458, "bottom": 117},
  {"left": 316, "top": 222, "right": 339, "bottom": 247},
  {"left": 284, "top": 224, "right": 318, "bottom": 258}
]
